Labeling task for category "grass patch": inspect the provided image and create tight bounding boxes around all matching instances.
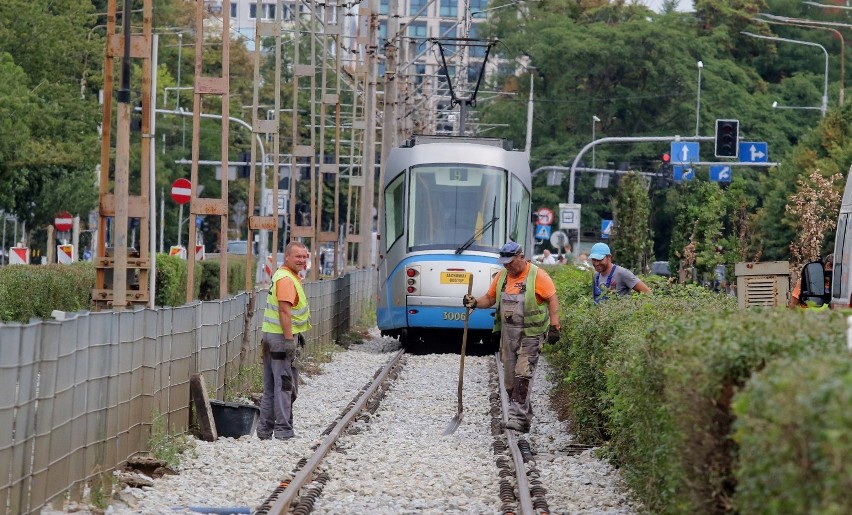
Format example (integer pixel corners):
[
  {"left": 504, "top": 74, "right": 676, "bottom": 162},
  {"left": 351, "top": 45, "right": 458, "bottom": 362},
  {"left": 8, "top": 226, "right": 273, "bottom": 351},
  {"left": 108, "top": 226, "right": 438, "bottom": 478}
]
[{"left": 148, "top": 411, "right": 195, "bottom": 469}]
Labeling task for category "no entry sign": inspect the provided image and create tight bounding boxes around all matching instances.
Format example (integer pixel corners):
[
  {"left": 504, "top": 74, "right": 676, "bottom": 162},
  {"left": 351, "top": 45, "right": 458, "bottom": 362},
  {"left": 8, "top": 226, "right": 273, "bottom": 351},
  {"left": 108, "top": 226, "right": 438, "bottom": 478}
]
[
  {"left": 171, "top": 178, "right": 192, "bottom": 205},
  {"left": 54, "top": 211, "right": 73, "bottom": 232}
]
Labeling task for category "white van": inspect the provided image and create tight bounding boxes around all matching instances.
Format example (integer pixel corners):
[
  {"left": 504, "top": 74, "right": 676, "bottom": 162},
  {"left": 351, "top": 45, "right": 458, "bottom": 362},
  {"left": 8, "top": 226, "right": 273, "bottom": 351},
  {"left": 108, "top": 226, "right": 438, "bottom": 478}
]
[{"left": 829, "top": 165, "right": 852, "bottom": 308}]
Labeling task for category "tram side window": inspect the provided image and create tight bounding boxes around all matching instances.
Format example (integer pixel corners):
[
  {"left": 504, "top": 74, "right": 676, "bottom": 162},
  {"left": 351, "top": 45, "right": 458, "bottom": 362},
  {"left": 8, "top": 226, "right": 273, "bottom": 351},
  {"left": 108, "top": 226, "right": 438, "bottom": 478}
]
[
  {"left": 508, "top": 176, "right": 530, "bottom": 247},
  {"left": 833, "top": 213, "right": 850, "bottom": 299},
  {"left": 384, "top": 173, "right": 405, "bottom": 251}
]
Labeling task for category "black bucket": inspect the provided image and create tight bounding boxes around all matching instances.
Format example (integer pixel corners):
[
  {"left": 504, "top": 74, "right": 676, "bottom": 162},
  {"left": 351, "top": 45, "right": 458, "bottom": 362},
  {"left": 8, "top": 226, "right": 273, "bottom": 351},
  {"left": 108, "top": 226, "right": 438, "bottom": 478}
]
[{"left": 209, "top": 400, "right": 260, "bottom": 438}]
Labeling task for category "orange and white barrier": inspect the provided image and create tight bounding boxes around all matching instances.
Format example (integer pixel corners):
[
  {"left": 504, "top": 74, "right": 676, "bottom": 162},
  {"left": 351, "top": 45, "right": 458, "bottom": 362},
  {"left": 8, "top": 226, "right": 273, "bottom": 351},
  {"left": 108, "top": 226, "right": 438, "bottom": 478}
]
[
  {"left": 9, "top": 247, "right": 29, "bottom": 265},
  {"left": 57, "top": 244, "right": 73, "bottom": 264},
  {"left": 169, "top": 245, "right": 187, "bottom": 259},
  {"left": 195, "top": 244, "right": 205, "bottom": 261}
]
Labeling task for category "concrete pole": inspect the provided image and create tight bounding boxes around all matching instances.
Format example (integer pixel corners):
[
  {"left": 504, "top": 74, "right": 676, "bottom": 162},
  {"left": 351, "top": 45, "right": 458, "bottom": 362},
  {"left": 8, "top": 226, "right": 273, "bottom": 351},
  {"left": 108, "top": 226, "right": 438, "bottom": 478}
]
[
  {"left": 148, "top": 33, "right": 158, "bottom": 307},
  {"left": 359, "top": 1, "right": 379, "bottom": 268},
  {"left": 378, "top": 0, "right": 400, "bottom": 241}
]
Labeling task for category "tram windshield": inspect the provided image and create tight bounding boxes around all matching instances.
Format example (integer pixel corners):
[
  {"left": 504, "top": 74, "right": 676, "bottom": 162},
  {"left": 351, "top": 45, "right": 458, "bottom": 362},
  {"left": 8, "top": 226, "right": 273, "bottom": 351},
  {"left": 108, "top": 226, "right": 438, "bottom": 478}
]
[{"left": 408, "top": 164, "right": 506, "bottom": 250}]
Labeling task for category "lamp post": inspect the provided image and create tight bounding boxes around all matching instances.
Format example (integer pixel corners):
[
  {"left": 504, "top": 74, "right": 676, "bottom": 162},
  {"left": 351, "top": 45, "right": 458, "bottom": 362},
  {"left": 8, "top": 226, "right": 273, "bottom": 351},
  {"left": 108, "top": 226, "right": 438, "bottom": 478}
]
[
  {"left": 755, "top": 15, "right": 844, "bottom": 105},
  {"left": 695, "top": 61, "right": 703, "bottom": 135},
  {"left": 741, "top": 31, "right": 829, "bottom": 116},
  {"left": 771, "top": 100, "right": 822, "bottom": 111},
  {"left": 592, "top": 115, "right": 601, "bottom": 168}
]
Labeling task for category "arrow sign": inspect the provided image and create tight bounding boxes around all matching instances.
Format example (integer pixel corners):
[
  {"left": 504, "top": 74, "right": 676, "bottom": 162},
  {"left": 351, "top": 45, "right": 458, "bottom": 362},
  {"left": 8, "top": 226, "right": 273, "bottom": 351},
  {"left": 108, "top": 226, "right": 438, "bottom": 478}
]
[
  {"left": 670, "top": 142, "right": 700, "bottom": 164},
  {"left": 673, "top": 166, "right": 695, "bottom": 182},
  {"left": 710, "top": 165, "right": 732, "bottom": 183},
  {"left": 54, "top": 211, "right": 73, "bottom": 232},
  {"left": 738, "top": 142, "right": 768, "bottom": 163},
  {"left": 601, "top": 220, "right": 613, "bottom": 239},
  {"left": 171, "top": 178, "right": 192, "bottom": 205}
]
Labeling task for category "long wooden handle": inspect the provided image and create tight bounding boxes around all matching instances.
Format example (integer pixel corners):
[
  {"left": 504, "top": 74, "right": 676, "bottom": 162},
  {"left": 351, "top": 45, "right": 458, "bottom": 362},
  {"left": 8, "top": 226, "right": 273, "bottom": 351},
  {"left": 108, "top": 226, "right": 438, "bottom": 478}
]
[{"left": 457, "top": 275, "right": 474, "bottom": 413}]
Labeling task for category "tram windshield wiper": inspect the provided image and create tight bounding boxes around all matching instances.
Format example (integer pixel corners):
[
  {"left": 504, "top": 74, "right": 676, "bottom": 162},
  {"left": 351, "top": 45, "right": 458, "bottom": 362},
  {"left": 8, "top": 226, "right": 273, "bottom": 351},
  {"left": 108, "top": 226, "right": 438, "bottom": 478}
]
[{"left": 456, "top": 216, "right": 499, "bottom": 254}]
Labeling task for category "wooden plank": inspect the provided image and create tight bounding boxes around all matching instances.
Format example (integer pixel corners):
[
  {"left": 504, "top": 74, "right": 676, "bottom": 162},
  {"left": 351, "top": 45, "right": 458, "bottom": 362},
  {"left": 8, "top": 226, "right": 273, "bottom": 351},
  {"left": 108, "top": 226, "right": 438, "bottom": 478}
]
[
  {"left": 107, "top": 34, "right": 152, "bottom": 59},
  {"left": 190, "top": 374, "right": 218, "bottom": 442},
  {"left": 100, "top": 194, "right": 148, "bottom": 218},
  {"left": 191, "top": 198, "right": 228, "bottom": 216}
]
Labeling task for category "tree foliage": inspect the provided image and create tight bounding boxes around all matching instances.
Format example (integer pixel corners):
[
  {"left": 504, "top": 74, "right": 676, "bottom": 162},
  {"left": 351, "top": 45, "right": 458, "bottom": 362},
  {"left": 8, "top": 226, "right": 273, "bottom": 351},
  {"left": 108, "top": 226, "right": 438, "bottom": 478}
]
[{"left": 611, "top": 172, "right": 652, "bottom": 272}]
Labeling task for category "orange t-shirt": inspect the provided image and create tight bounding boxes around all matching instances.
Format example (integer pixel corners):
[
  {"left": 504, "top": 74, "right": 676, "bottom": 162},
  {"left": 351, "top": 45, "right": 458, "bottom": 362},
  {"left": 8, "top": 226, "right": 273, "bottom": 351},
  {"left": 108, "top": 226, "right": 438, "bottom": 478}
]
[
  {"left": 486, "top": 262, "right": 556, "bottom": 304},
  {"left": 274, "top": 266, "right": 301, "bottom": 307}
]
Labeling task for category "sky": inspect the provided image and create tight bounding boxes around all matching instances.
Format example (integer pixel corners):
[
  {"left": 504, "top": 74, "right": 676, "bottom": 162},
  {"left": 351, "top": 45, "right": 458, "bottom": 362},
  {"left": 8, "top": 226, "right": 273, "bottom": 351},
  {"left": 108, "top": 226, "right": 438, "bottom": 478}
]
[{"left": 641, "top": 0, "right": 695, "bottom": 12}]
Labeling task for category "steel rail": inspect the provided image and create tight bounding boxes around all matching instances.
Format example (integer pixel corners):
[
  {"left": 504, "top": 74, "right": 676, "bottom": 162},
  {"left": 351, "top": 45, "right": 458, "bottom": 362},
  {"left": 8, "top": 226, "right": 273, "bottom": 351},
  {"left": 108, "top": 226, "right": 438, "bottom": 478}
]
[
  {"left": 495, "top": 353, "right": 535, "bottom": 515},
  {"left": 264, "top": 348, "right": 406, "bottom": 514}
]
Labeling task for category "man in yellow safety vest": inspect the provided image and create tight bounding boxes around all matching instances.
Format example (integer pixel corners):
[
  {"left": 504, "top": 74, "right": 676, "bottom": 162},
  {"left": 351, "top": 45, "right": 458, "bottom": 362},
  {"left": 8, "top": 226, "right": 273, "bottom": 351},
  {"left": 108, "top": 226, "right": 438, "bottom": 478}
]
[{"left": 258, "top": 241, "right": 312, "bottom": 440}]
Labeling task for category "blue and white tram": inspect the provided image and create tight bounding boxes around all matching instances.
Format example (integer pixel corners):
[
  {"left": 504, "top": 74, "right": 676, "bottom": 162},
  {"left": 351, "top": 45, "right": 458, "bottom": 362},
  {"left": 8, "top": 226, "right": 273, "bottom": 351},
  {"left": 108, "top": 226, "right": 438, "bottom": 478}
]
[{"left": 376, "top": 135, "right": 533, "bottom": 349}]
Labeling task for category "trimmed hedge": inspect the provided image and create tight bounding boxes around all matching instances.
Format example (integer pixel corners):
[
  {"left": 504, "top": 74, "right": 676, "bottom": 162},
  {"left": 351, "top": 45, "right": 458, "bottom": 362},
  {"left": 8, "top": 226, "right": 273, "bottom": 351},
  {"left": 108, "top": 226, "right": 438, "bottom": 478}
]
[
  {"left": 0, "top": 262, "right": 96, "bottom": 322},
  {"left": 0, "top": 255, "right": 251, "bottom": 322},
  {"left": 733, "top": 352, "right": 852, "bottom": 514},
  {"left": 545, "top": 266, "right": 850, "bottom": 514}
]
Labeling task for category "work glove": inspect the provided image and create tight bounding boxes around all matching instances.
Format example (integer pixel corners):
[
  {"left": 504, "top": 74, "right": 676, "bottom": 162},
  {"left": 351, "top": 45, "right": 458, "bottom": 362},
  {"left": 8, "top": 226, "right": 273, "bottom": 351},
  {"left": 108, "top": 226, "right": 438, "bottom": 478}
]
[
  {"left": 546, "top": 326, "right": 561, "bottom": 345},
  {"left": 463, "top": 294, "right": 477, "bottom": 309},
  {"left": 283, "top": 338, "right": 297, "bottom": 353}
]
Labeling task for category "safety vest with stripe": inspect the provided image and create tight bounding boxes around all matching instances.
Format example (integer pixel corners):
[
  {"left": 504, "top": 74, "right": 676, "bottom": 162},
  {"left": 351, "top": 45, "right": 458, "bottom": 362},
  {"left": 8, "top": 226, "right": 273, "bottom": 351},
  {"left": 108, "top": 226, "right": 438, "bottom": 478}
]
[
  {"left": 262, "top": 267, "right": 311, "bottom": 335},
  {"left": 492, "top": 264, "right": 550, "bottom": 335}
]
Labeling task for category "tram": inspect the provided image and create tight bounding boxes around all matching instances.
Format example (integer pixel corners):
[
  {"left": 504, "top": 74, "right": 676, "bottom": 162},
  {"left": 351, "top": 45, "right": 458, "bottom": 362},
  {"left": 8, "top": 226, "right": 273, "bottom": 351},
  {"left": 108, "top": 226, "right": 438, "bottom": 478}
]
[{"left": 376, "top": 135, "right": 533, "bottom": 349}]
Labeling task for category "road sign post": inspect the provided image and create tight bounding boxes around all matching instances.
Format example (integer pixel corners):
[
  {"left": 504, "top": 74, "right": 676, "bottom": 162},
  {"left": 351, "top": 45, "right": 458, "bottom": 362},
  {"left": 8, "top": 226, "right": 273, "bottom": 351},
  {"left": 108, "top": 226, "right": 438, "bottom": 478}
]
[
  {"left": 171, "top": 178, "right": 192, "bottom": 204},
  {"left": 54, "top": 211, "right": 73, "bottom": 233}
]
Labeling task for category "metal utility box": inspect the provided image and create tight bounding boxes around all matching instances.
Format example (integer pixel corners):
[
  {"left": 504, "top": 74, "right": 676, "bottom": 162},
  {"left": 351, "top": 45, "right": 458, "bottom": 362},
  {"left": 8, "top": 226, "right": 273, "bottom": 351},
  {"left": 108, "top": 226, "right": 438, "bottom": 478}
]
[{"left": 735, "top": 261, "right": 790, "bottom": 308}]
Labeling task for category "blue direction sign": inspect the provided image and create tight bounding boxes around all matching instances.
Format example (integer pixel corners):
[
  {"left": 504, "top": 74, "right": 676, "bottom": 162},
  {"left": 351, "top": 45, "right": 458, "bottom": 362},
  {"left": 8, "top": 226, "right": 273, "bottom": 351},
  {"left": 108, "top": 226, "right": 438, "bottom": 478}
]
[
  {"left": 601, "top": 220, "right": 613, "bottom": 239},
  {"left": 670, "top": 142, "right": 700, "bottom": 164},
  {"left": 673, "top": 165, "right": 695, "bottom": 182},
  {"left": 738, "top": 142, "right": 768, "bottom": 163},
  {"left": 710, "top": 165, "right": 732, "bottom": 183},
  {"left": 535, "top": 224, "right": 551, "bottom": 240}
]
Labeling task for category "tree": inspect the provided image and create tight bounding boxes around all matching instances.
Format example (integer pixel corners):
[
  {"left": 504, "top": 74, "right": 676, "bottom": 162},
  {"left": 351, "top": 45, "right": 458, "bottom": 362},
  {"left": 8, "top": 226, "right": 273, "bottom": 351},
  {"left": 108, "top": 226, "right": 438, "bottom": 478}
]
[{"left": 611, "top": 172, "right": 652, "bottom": 272}]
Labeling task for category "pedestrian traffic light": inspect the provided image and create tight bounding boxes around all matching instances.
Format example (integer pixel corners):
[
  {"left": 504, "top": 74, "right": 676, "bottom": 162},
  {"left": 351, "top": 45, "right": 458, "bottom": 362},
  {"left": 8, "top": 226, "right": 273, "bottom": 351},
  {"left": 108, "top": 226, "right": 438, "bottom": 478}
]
[
  {"left": 715, "top": 119, "right": 739, "bottom": 158},
  {"left": 662, "top": 152, "right": 671, "bottom": 164}
]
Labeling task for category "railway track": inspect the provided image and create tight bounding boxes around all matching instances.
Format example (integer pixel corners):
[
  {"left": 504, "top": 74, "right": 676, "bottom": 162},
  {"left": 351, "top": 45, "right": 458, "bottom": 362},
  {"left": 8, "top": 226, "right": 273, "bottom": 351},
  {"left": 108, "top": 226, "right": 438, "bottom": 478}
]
[
  {"left": 250, "top": 348, "right": 556, "bottom": 515},
  {"left": 85, "top": 337, "right": 633, "bottom": 514}
]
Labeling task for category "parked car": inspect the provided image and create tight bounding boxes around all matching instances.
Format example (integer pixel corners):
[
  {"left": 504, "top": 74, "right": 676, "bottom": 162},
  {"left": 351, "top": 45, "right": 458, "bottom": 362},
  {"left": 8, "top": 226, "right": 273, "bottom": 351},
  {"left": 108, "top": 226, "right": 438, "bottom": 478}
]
[{"left": 650, "top": 261, "right": 672, "bottom": 277}]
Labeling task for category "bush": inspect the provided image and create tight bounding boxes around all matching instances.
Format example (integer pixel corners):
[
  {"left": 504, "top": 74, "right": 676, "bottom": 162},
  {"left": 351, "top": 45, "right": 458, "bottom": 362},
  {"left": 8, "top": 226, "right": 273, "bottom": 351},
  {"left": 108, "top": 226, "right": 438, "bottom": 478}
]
[
  {"left": 607, "top": 308, "right": 847, "bottom": 514},
  {"left": 0, "top": 262, "right": 95, "bottom": 322},
  {"left": 733, "top": 352, "right": 852, "bottom": 514},
  {"left": 155, "top": 253, "right": 189, "bottom": 306}
]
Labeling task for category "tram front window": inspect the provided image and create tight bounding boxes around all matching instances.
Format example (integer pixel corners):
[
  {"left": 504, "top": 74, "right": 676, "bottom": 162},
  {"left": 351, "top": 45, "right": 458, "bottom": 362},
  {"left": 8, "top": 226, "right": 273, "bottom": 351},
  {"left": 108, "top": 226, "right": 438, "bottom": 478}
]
[{"left": 408, "top": 165, "right": 506, "bottom": 250}]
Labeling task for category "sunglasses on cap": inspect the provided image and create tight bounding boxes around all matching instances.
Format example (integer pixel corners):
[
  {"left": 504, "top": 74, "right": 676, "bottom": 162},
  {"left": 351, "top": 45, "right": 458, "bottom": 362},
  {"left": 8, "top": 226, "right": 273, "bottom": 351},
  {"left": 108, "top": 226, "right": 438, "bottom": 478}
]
[{"left": 499, "top": 250, "right": 522, "bottom": 258}]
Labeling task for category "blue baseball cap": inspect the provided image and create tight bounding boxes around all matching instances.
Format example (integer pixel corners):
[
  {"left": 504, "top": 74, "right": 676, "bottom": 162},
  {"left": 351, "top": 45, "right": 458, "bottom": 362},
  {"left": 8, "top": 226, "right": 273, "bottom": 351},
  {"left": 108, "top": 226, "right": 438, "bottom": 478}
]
[
  {"left": 589, "top": 242, "right": 611, "bottom": 260},
  {"left": 497, "top": 241, "right": 523, "bottom": 264}
]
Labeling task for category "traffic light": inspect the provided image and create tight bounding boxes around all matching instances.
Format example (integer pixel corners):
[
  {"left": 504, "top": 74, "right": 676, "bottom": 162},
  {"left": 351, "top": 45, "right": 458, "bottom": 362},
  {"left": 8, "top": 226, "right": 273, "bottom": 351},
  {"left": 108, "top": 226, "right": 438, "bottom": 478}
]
[{"left": 715, "top": 119, "right": 739, "bottom": 158}]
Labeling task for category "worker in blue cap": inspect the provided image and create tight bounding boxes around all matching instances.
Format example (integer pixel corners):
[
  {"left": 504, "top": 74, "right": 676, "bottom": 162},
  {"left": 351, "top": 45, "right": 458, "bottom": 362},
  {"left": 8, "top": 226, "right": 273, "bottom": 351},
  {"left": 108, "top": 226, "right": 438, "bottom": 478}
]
[
  {"left": 589, "top": 242, "right": 651, "bottom": 303},
  {"left": 463, "top": 241, "right": 561, "bottom": 433}
]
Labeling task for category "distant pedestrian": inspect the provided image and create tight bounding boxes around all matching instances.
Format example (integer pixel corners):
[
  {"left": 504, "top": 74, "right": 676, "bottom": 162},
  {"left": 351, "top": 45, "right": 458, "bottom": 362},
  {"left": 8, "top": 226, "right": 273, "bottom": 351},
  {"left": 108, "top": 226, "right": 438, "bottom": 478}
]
[
  {"left": 589, "top": 242, "right": 651, "bottom": 303},
  {"left": 258, "top": 241, "right": 311, "bottom": 440},
  {"left": 575, "top": 252, "right": 592, "bottom": 271},
  {"left": 539, "top": 249, "right": 556, "bottom": 264}
]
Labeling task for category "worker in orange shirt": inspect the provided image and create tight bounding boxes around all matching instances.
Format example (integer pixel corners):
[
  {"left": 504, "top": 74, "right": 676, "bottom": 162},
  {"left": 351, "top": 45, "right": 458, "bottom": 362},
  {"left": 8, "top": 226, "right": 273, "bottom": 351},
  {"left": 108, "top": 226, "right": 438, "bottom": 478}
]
[{"left": 463, "top": 241, "right": 561, "bottom": 433}]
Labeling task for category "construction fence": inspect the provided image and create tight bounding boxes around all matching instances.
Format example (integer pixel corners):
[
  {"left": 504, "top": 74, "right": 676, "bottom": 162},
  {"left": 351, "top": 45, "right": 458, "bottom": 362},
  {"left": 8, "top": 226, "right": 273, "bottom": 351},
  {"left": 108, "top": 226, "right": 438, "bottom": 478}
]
[{"left": 0, "top": 269, "right": 375, "bottom": 514}]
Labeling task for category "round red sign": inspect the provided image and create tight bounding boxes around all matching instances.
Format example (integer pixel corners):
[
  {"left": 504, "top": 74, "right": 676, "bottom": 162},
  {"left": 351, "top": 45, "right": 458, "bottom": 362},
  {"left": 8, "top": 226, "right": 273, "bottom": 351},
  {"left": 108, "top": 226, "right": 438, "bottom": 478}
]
[
  {"left": 536, "top": 208, "right": 554, "bottom": 226},
  {"left": 171, "top": 178, "right": 192, "bottom": 205},
  {"left": 54, "top": 211, "right": 73, "bottom": 232}
]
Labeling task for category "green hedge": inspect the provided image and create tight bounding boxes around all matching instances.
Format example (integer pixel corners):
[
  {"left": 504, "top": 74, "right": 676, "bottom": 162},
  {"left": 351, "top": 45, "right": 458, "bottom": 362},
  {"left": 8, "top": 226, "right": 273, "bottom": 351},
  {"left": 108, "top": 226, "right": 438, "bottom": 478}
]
[
  {"left": 0, "top": 262, "right": 96, "bottom": 322},
  {"left": 1, "top": 255, "right": 252, "bottom": 322},
  {"left": 733, "top": 352, "right": 852, "bottom": 514},
  {"left": 545, "top": 266, "right": 850, "bottom": 514}
]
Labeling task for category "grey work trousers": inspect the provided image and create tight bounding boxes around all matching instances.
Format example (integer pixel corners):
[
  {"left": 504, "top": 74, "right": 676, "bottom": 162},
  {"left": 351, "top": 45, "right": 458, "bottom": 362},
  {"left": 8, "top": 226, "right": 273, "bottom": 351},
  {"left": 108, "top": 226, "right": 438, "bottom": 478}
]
[
  {"left": 257, "top": 333, "right": 299, "bottom": 439},
  {"left": 499, "top": 291, "right": 544, "bottom": 429}
]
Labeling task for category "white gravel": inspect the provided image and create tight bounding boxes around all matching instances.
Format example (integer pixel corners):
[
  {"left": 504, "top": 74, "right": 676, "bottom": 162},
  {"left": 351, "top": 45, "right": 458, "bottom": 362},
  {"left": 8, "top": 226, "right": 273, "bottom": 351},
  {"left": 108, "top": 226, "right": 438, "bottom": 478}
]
[{"left": 47, "top": 329, "right": 638, "bottom": 514}]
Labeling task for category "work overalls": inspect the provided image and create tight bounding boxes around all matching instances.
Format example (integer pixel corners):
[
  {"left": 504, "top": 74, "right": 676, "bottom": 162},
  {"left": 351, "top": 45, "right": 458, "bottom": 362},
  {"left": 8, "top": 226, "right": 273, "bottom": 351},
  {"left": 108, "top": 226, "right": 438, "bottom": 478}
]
[{"left": 499, "top": 289, "right": 545, "bottom": 431}]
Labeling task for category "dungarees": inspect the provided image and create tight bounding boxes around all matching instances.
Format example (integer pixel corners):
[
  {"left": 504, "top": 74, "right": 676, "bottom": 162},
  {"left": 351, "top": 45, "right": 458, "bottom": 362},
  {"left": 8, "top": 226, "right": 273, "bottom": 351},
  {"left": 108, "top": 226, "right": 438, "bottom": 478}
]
[{"left": 499, "top": 289, "right": 545, "bottom": 430}]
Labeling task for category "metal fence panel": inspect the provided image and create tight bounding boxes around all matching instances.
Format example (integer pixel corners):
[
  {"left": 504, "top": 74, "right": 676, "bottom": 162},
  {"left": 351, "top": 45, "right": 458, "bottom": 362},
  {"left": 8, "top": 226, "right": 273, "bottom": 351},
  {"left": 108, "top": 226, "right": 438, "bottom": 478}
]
[{"left": 0, "top": 271, "right": 373, "bottom": 513}]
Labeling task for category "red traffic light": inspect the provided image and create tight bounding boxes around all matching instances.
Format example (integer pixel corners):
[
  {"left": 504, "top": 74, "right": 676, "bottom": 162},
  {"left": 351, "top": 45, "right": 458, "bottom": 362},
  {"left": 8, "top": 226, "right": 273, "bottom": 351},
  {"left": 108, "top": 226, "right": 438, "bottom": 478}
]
[{"left": 662, "top": 152, "right": 671, "bottom": 163}]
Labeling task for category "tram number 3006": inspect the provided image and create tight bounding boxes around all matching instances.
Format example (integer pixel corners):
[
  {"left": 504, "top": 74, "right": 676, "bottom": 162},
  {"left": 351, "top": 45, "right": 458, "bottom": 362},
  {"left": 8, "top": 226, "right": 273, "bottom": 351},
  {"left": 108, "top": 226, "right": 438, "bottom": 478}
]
[{"left": 442, "top": 311, "right": 468, "bottom": 321}]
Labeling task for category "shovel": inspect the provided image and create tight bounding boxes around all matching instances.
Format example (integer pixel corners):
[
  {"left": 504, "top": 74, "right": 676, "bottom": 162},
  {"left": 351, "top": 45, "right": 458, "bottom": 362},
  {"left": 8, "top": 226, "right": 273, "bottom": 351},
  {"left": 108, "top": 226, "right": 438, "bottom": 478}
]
[{"left": 443, "top": 274, "right": 474, "bottom": 436}]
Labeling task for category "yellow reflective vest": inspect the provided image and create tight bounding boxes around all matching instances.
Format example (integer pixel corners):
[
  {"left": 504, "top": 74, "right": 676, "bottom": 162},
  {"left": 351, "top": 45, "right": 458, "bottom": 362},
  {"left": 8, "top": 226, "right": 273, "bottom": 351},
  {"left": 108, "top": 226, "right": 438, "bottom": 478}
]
[{"left": 262, "top": 267, "right": 311, "bottom": 335}]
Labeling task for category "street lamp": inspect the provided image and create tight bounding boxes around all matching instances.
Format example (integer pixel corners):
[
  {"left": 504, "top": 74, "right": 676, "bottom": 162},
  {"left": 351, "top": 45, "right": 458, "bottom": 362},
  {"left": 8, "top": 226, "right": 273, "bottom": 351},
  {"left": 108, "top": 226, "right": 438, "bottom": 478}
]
[
  {"left": 771, "top": 100, "right": 822, "bottom": 111},
  {"left": 592, "top": 115, "right": 601, "bottom": 168},
  {"left": 695, "top": 61, "right": 703, "bottom": 135},
  {"left": 741, "top": 31, "right": 829, "bottom": 116}
]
